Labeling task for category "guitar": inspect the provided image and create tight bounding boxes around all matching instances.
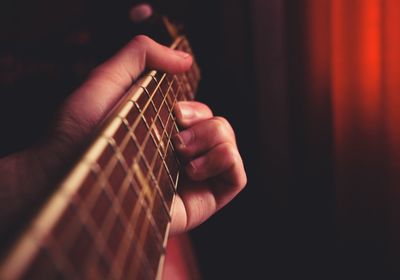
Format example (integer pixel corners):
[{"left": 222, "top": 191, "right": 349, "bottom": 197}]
[{"left": 0, "top": 17, "right": 200, "bottom": 279}]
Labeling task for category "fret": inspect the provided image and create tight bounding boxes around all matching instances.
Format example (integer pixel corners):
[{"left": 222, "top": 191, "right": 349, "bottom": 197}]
[
  {"left": 144, "top": 82, "right": 180, "bottom": 226},
  {"left": 118, "top": 72, "right": 182, "bottom": 276}
]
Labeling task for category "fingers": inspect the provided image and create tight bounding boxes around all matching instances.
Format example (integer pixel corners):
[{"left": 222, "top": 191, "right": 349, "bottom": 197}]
[
  {"left": 173, "top": 117, "right": 236, "bottom": 159},
  {"left": 169, "top": 101, "right": 247, "bottom": 234},
  {"left": 186, "top": 142, "right": 239, "bottom": 181},
  {"left": 89, "top": 35, "right": 192, "bottom": 93},
  {"left": 174, "top": 101, "right": 213, "bottom": 127},
  {"left": 60, "top": 35, "right": 192, "bottom": 144}
]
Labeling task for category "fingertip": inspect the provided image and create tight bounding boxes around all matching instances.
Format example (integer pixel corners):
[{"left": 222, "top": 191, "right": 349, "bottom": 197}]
[
  {"left": 173, "top": 50, "right": 193, "bottom": 73},
  {"left": 174, "top": 102, "right": 195, "bottom": 125},
  {"left": 174, "top": 101, "right": 213, "bottom": 127}
]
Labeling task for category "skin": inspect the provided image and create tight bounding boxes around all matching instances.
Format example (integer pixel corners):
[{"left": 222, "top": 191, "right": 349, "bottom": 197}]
[{"left": 0, "top": 35, "right": 247, "bottom": 236}]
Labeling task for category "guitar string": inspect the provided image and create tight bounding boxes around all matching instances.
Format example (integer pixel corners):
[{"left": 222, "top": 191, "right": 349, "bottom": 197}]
[
  {"left": 45, "top": 71, "right": 173, "bottom": 276},
  {"left": 43, "top": 40, "right": 196, "bottom": 276},
  {"left": 125, "top": 75, "right": 186, "bottom": 279},
  {"left": 51, "top": 73, "right": 179, "bottom": 278},
  {"left": 92, "top": 55, "right": 193, "bottom": 279},
  {"left": 134, "top": 69, "right": 196, "bottom": 277},
  {"left": 87, "top": 68, "right": 192, "bottom": 278},
  {"left": 84, "top": 74, "right": 177, "bottom": 277},
  {"left": 108, "top": 75, "right": 181, "bottom": 277}
]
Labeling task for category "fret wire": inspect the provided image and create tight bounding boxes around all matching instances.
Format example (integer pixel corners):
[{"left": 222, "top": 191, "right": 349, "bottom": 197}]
[
  {"left": 48, "top": 161, "right": 116, "bottom": 278},
  {"left": 141, "top": 80, "right": 177, "bottom": 208},
  {"left": 163, "top": 83, "right": 183, "bottom": 186},
  {"left": 75, "top": 140, "right": 131, "bottom": 252},
  {"left": 143, "top": 86, "right": 168, "bottom": 135},
  {"left": 152, "top": 75, "right": 185, "bottom": 192},
  {"left": 85, "top": 73, "right": 187, "bottom": 272},
  {"left": 122, "top": 76, "right": 182, "bottom": 278},
  {"left": 49, "top": 163, "right": 105, "bottom": 258},
  {"left": 129, "top": 103, "right": 172, "bottom": 244},
  {"left": 121, "top": 73, "right": 178, "bottom": 206},
  {"left": 139, "top": 107, "right": 173, "bottom": 213},
  {"left": 124, "top": 169, "right": 162, "bottom": 279},
  {"left": 83, "top": 71, "right": 171, "bottom": 242},
  {"left": 141, "top": 85, "right": 168, "bottom": 151},
  {"left": 76, "top": 161, "right": 123, "bottom": 275},
  {"left": 109, "top": 166, "right": 156, "bottom": 278},
  {"left": 153, "top": 81, "right": 182, "bottom": 195},
  {"left": 92, "top": 71, "right": 167, "bottom": 175},
  {"left": 110, "top": 75, "right": 177, "bottom": 215},
  {"left": 119, "top": 118, "right": 162, "bottom": 245},
  {"left": 54, "top": 143, "right": 148, "bottom": 277},
  {"left": 109, "top": 178, "right": 149, "bottom": 279},
  {"left": 71, "top": 197, "right": 114, "bottom": 277},
  {"left": 115, "top": 103, "right": 173, "bottom": 276},
  {"left": 95, "top": 69, "right": 190, "bottom": 199},
  {"left": 62, "top": 69, "right": 193, "bottom": 276},
  {"left": 109, "top": 174, "right": 154, "bottom": 278},
  {"left": 160, "top": 79, "right": 185, "bottom": 187},
  {"left": 112, "top": 80, "right": 177, "bottom": 266},
  {"left": 80, "top": 162, "right": 153, "bottom": 278},
  {"left": 93, "top": 142, "right": 168, "bottom": 277},
  {"left": 130, "top": 107, "right": 169, "bottom": 220},
  {"left": 126, "top": 214, "right": 154, "bottom": 279},
  {"left": 97, "top": 144, "right": 135, "bottom": 252},
  {"left": 143, "top": 79, "right": 180, "bottom": 198}
]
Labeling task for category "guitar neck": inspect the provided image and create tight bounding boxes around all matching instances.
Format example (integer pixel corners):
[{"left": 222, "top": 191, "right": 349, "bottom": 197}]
[{"left": 1, "top": 36, "right": 200, "bottom": 279}]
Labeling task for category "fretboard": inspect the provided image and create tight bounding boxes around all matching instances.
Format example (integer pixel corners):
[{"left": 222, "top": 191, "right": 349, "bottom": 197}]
[{"left": 0, "top": 36, "right": 200, "bottom": 279}]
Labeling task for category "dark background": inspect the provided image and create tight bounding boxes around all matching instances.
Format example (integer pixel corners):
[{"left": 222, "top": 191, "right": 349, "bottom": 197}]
[
  {"left": 1, "top": 0, "right": 397, "bottom": 279},
  {"left": 173, "top": 1, "right": 336, "bottom": 279}
]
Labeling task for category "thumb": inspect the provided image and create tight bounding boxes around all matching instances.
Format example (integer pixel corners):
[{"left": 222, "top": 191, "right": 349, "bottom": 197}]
[{"left": 58, "top": 35, "right": 192, "bottom": 145}]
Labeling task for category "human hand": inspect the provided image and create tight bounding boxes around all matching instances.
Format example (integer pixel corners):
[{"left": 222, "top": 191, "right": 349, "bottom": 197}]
[
  {"left": 0, "top": 35, "right": 246, "bottom": 236},
  {"left": 170, "top": 102, "right": 247, "bottom": 235},
  {"left": 0, "top": 35, "right": 191, "bottom": 228}
]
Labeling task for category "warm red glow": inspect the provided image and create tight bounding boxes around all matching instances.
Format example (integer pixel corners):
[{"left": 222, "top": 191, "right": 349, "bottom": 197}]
[
  {"left": 384, "top": 0, "right": 400, "bottom": 170},
  {"left": 308, "top": 0, "right": 400, "bottom": 251}
]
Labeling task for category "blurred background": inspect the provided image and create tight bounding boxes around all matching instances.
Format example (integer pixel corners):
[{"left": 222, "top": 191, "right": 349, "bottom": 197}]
[{"left": 2, "top": 0, "right": 400, "bottom": 279}]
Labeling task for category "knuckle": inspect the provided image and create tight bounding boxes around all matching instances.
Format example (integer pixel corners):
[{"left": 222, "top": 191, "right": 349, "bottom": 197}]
[
  {"left": 212, "top": 117, "right": 232, "bottom": 140},
  {"left": 214, "top": 116, "right": 229, "bottom": 127},
  {"left": 219, "top": 142, "right": 238, "bottom": 164},
  {"left": 131, "top": 34, "right": 151, "bottom": 46},
  {"left": 128, "top": 35, "right": 151, "bottom": 73},
  {"left": 219, "top": 143, "right": 247, "bottom": 190}
]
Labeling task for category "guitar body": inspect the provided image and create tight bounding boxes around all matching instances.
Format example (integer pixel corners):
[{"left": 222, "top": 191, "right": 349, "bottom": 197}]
[
  {"left": 163, "top": 234, "right": 201, "bottom": 280},
  {"left": 0, "top": 8, "right": 201, "bottom": 279}
]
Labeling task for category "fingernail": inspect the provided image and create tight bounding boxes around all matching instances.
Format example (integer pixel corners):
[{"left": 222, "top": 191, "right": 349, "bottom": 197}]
[
  {"left": 175, "top": 50, "right": 191, "bottom": 59},
  {"left": 172, "top": 130, "right": 193, "bottom": 148},
  {"left": 176, "top": 103, "right": 194, "bottom": 120}
]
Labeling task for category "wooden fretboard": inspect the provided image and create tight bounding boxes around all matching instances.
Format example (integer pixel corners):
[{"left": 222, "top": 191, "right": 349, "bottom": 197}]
[{"left": 0, "top": 36, "right": 200, "bottom": 279}]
